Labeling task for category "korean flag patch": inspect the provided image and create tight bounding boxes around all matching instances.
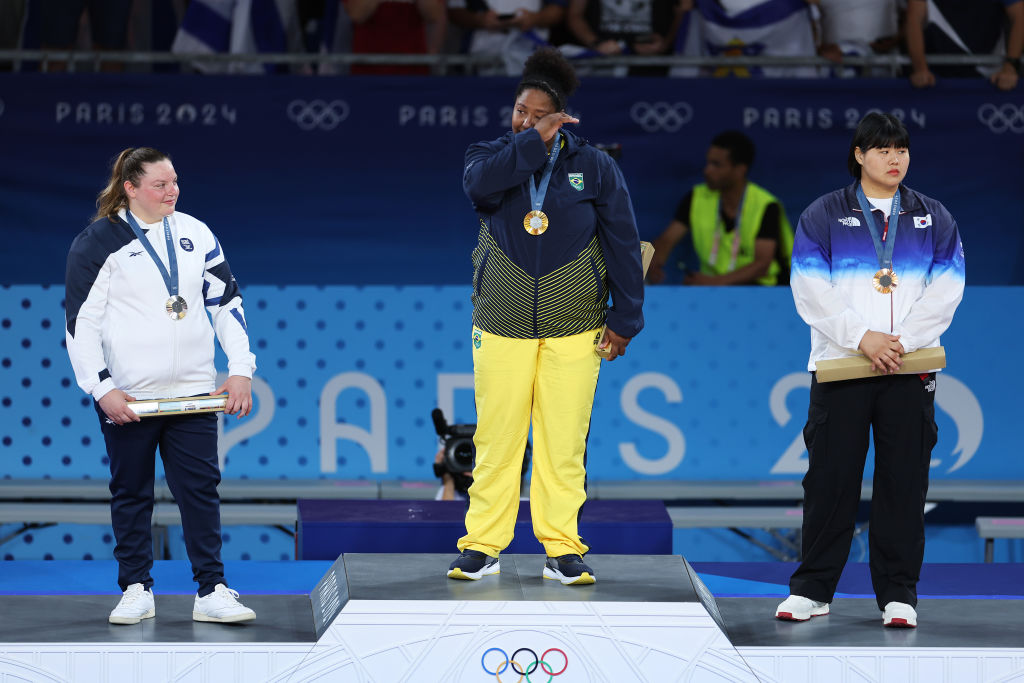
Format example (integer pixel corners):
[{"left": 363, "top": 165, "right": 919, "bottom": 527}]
[
  {"left": 913, "top": 214, "right": 932, "bottom": 229},
  {"left": 568, "top": 173, "right": 584, "bottom": 191}
]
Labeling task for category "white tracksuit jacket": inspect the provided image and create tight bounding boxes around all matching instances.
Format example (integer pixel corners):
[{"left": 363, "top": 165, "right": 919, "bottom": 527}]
[{"left": 65, "top": 209, "right": 256, "bottom": 401}]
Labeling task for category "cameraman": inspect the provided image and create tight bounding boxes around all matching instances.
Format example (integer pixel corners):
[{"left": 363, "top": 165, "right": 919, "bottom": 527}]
[{"left": 434, "top": 446, "right": 472, "bottom": 501}]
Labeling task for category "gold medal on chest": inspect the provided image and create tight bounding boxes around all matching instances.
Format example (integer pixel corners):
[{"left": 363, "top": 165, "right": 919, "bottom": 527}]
[{"left": 524, "top": 210, "right": 549, "bottom": 236}]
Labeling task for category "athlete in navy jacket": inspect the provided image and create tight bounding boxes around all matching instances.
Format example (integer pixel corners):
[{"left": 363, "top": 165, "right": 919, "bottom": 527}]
[{"left": 447, "top": 48, "right": 644, "bottom": 585}]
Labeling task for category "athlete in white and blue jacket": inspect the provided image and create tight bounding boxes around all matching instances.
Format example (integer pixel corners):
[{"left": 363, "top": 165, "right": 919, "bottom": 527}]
[
  {"left": 65, "top": 148, "right": 257, "bottom": 626},
  {"left": 777, "top": 114, "right": 965, "bottom": 629}
]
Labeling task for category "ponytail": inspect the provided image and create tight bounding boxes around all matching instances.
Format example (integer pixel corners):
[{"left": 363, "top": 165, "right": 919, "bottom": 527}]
[{"left": 93, "top": 147, "right": 169, "bottom": 223}]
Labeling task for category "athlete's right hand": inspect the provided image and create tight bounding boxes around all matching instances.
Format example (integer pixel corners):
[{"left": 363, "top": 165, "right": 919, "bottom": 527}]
[
  {"left": 99, "top": 389, "right": 141, "bottom": 425},
  {"left": 534, "top": 112, "right": 579, "bottom": 145}
]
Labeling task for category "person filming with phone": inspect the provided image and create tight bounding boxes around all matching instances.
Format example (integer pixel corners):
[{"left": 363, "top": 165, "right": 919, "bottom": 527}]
[{"left": 447, "top": 0, "right": 567, "bottom": 75}]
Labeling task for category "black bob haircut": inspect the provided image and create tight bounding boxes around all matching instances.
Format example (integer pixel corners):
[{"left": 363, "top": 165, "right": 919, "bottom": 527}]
[
  {"left": 710, "top": 130, "right": 756, "bottom": 168},
  {"left": 847, "top": 112, "right": 910, "bottom": 178}
]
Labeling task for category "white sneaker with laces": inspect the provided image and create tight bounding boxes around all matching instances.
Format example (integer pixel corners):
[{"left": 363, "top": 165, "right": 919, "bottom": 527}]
[
  {"left": 882, "top": 601, "right": 917, "bottom": 628},
  {"left": 108, "top": 583, "right": 155, "bottom": 625},
  {"left": 775, "top": 594, "right": 830, "bottom": 621},
  {"left": 193, "top": 584, "right": 256, "bottom": 623}
]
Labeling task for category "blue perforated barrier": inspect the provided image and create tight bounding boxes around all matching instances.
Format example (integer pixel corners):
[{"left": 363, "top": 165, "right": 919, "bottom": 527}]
[{"left": 1, "top": 285, "right": 1017, "bottom": 482}]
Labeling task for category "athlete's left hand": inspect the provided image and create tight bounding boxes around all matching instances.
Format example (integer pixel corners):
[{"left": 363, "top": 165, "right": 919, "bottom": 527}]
[
  {"left": 599, "top": 327, "right": 631, "bottom": 361},
  {"left": 213, "top": 375, "right": 253, "bottom": 418}
]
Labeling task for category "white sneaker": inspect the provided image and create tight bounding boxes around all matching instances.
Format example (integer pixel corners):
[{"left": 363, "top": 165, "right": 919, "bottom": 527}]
[
  {"left": 108, "top": 583, "right": 155, "bottom": 625},
  {"left": 775, "top": 594, "right": 830, "bottom": 621},
  {"left": 193, "top": 584, "right": 256, "bottom": 623},
  {"left": 882, "top": 601, "right": 917, "bottom": 628}
]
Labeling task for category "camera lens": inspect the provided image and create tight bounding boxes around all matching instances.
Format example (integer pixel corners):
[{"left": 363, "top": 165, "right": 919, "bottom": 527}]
[{"left": 453, "top": 441, "right": 475, "bottom": 468}]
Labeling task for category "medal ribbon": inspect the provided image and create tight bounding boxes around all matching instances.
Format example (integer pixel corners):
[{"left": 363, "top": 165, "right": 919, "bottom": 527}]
[
  {"left": 124, "top": 211, "right": 179, "bottom": 298},
  {"left": 855, "top": 184, "right": 900, "bottom": 272},
  {"left": 708, "top": 187, "right": 747, "bottom": 271},
  {"left": 529, "top": 132, "right": 562, "bottom": 214}
]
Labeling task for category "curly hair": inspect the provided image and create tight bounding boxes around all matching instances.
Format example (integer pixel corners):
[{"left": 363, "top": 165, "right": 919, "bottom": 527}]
[{"left": 516, "top": 47, "right": 580, "bottom": 112}]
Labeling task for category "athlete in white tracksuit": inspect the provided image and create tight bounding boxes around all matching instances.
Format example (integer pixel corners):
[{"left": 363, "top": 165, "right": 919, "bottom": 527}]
[{"left": 65, "top": 147, "right": 257, "bottom": 624}]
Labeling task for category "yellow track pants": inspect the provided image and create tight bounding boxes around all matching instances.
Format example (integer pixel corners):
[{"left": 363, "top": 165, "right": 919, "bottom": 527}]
[{"left": 458, "top": 326, "right": 602, "bottom": 558}]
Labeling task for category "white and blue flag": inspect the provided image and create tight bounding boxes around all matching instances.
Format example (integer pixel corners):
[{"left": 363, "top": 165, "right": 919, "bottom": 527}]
[
  {"left": 674, "top": 0, "right": 820, "bottom": 78},
  {"left": 171, "top": 0, "right": 301, "bottom": 74}
]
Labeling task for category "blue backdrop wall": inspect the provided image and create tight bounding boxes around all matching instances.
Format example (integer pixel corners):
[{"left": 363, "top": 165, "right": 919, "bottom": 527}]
[{"left": 0, "top": 75, "right": 1022, "bottom": 285}]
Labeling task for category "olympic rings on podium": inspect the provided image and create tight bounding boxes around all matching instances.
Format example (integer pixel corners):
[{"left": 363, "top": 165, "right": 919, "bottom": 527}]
[{"left": 481, "top": 647, "right": 568, "bottom": 681}]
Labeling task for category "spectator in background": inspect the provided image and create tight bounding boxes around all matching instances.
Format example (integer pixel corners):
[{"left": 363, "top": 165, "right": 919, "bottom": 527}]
[
  {"left": 565, "top": 0, "right": 686, "bottom": 76},
  {"left": 40, "top": 0, "right": 132, "bottom": 71},
  {"left": 813, "top": 0, "right": 902, "bottom": 76},
  {"left": 0, "top": 0, "right": 25, "bottom": 71},
  {"left": 673, "top": 0, "right": 820, "bottom": 78},
  {"left": 648, "top": 131, "right": 794, "bottom": 286},
  {"left": 346, "top": 0, "right": 446, "bottom": 74},
  {"left": 172, "top": 0, "right": 305, "bottom": 74},
  {"left": 448, "top": 0, "right": 567, "bottom": 75},
  {"left": 906, "top": 0, "right": 1022, "bottom": 90}
]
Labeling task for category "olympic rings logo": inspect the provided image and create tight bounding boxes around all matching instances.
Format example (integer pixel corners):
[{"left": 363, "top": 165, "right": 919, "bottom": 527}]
[
  {"left": 481, "top": 647, "right": 568, "bottom": 681},
  {"left": 286, "top": 99, "right": 350, "bottom": 131},
  {"left": 630, "top": 101, "right": 693, "bottom": 133},
  {"left": 977, "top": 103, "right": 1024, "bottom": 134}
]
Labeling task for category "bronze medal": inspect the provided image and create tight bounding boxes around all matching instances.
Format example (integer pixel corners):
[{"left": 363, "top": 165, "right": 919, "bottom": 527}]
[
  {"left": 872, "top": 268, "right": 899, "bottom": 294},
  {"left": 524, "top": 210, "right": 549, "bottom": 236}
]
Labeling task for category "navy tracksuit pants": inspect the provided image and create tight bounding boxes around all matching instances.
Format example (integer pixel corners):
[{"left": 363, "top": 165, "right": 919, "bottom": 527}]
[
  {"left": 789, "top": 372, "right": 938, "bottom": 610},
  {"left": 95, "top": 403, "right": 225, "bottom": 596}
]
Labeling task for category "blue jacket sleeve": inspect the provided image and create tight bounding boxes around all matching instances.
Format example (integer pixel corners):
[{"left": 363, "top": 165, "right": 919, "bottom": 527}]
[
  {"left": 595, "top": 153, "right": 645, "bottom": 338},
  {"left": 463, "top": 129, "right": 549, "bottom": 212}
]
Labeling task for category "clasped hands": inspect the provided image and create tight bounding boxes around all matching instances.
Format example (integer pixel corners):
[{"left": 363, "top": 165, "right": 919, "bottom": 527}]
[{"left": 859, "top": 330, "right": 905, "bottom": 374}]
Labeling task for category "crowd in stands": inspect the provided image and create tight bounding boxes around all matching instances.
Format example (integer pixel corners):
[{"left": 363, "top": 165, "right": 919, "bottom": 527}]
[{"left": 3, "top": 0, "right": 1021, "bottom": 89}]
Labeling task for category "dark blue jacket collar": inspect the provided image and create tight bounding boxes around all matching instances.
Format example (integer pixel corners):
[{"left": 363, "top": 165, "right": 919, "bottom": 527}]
[{"left": 843, "top": 180, "right": 924, "bottom": 214}]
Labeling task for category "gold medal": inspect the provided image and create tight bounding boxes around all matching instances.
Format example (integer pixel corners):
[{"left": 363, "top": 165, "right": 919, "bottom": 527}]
[
  {"left": 523, "top": 210, "right": 549, "bottom": 236},
  {"left": 165, "top": 295, "right": 188, "bottom": 320},
  {"left": 872, "top": 268, "right": 899, "bottom": 294}
]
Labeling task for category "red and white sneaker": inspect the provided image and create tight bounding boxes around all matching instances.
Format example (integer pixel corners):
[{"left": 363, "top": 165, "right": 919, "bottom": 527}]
[
  {"left": 882, "top": 601, "right": 917, "bottom": 628},
  {"left": 775, "top": 595, "right": 829, "bottom": 621}
]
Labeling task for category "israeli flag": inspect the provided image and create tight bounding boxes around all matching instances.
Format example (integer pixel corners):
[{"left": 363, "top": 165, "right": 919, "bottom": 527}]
[
  {"left": 678, "top": 0, "right": 820, "bottom": 78},
  {"left": 172, "top": 0, "right": 301, "bottom": 74}
]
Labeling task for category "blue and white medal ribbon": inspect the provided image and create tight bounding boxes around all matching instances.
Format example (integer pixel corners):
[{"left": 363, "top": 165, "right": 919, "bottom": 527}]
[
  {"left": 856, "top": 184, "right": 901, "bottom": 294},
  {"left": 124, "top": 211, "right": 187, "bottom": 319},
  {"left": 524, "top": 133, "right": 562, "bottom": 236}
]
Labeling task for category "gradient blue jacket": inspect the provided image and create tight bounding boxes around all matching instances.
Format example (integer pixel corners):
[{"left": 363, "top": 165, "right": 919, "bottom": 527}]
[{"left": 791, "top": 181, "right": 965, "bottom": 371}]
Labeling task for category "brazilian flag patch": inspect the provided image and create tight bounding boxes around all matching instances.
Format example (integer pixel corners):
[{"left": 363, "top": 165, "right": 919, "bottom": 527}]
[{"left": 568, "top": 173, "right": 584, "bottom": 191}]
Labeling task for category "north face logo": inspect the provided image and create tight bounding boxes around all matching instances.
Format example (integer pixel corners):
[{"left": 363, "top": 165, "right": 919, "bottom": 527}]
[{"left": 838, "top": 217, "right": 860, "bottom": 227}]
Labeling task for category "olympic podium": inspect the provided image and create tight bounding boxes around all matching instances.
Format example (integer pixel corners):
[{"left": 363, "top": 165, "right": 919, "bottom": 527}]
[
  {"left": 2, "top": 557, "right": 1024, "bottom": 681},
  {"left": 295, "top": 499, "right": 673, "bottom": 560}
]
